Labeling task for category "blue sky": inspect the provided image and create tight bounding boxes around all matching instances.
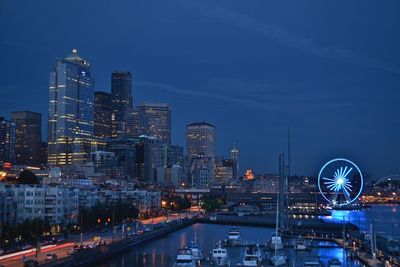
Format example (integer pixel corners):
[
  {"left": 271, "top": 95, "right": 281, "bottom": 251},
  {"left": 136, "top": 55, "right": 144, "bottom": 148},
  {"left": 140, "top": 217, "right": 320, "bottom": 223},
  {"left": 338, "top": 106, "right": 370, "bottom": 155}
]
[{"left": 1, "top": 0, "right": 399, "bottom": 179}]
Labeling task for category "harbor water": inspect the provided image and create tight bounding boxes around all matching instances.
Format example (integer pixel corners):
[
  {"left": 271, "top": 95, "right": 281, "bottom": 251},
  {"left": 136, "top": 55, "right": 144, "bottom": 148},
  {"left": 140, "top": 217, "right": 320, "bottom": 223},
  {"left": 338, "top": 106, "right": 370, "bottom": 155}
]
[
  {"left": 321, "top": 204, "right": 400, "bottom": 240},
  {"left": 96, "top": 223, "right": 363, "bottom": 267},
  {"left": 96, "top": 205, "right": 398, "bottom": 267}
]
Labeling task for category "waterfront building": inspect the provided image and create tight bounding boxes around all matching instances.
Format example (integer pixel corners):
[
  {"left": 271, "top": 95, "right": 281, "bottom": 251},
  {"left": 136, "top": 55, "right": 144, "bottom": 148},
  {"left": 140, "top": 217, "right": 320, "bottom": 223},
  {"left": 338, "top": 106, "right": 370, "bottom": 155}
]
[
  {"left": 11, "top": 111, "right": 42, "bottom": 166},
  {"left": 111, "top": 71, "right": 132, "bottom": 137},
  {"left": 0, "top": 117, "right": 16, "bottom": 164},
  {"left": 186, "top": 122, "right": 215, "bottom": 160},
  {"left": 0, "top": 184, "right": 79, "bottom": 226},
  {"left": 94, "top": 91, "right": 112, "bottom": 138},
  {"left": 0, "top": 183, "right": 162, "bottom": 228},
  {"left": 252, "top": 174, "right": 279, "bottom": 193},
  {"left": 130, "top": 103, "right": 171, "bottom": 144},
  {"left": 47, "top": 49, "right": 94, "bottom": 167}
]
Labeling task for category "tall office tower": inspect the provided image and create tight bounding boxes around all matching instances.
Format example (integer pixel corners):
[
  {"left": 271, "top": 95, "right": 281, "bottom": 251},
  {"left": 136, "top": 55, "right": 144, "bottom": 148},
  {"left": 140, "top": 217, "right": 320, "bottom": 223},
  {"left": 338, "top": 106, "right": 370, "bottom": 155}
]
[
  {"left": 186, "top": 122, "right": 215, "bottom": 160},
  {"left": 48, "top": 49, "right": 94, "bottom": 166},
  {"left": 94, "top": 91, "right": 112, "bottom": 138},
  {"left": 11, "top": 111, "right": 42, "bottom": 166},
  {"left": 133, "top": 103, "right": 171, "bottom": 144},
  {"left": 0, "top": 117, "right": 16, "bottom": 164},
  {"left": 230, "top": 143, "right": 239, "bottom": 180},
  {"left": 111, "top": 71, "right": 132, "bottom": 137}
]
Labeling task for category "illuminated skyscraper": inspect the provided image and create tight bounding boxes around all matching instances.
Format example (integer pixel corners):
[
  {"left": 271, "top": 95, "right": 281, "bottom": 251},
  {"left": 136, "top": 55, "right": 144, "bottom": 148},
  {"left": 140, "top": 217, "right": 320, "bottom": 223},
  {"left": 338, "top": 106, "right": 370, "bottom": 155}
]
[
  {"left": 230, "top": 143, "right": 239, "bottom": 180},
  {"left": 131, "top": 103, "right": 171, "bottom": 144},
  {"left": 94, "top": 91, "right": 112, "bottom": 138},
  {"left": 11, "top": 111, "right": 42, "bottom": 166},
  {"left": 0, "top": 117, "right": 15, "bottom": 164},
  {"left": 186, "top": 122, "right": 215, "bottom": 188},
  {"left": 111, "top": 71, "right": 132, "bottom": 137},
  {"left": 47, "top": 49, "right": 94, "bottom": 166},
  {"left": 186, "top": 122, "right": 215, "bottom": 160}
]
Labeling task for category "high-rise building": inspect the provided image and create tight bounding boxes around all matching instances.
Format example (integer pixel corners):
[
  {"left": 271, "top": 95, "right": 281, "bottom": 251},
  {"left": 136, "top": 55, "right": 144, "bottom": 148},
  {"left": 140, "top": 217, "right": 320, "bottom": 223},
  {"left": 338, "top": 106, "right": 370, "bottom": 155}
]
[
  {"left": 215, "top": 158, "right": 234, "bottom": 184},
  {"left": 111, "top": 71, "right": 132, "bottom": 137},
  {"left": 94, "top": 91, "right": 112, "bottom": 138},
  {"left": 131, "top": 103, "right": 171, "bottom": 144},
  {"left": 186, "top": 122, "right": 216, "bottom": 188},
  {"left": 11, "top": 111, "right": 42, "bottom": 166},
  {"left": 47, "top": 49, "right": 94, "bottom": 166},
  {"left": 0, "top": 117, "right": 16, "bottom": 164},
  {"left": 230, "top": 143, "right": 239, "bottom": 180},
  {"left": 186, "top": 122, "right": 215, "bottom": 160}
]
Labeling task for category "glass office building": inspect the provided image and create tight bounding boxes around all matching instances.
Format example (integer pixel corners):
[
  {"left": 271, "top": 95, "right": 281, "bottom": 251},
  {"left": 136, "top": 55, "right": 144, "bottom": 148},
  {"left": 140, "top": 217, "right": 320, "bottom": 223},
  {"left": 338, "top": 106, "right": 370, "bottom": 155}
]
[
  {"left": 48, "top": 49, "right": 94, "bottom": 166},
  {"left": 111, "top": 71, "right": 132, "bottom": 137}
]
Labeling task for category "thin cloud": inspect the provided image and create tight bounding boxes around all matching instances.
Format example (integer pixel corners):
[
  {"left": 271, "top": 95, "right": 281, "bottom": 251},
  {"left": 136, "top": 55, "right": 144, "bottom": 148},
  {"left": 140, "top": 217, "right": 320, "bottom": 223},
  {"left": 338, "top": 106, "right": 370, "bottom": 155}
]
[
  {"left": 180, "top": 0, "right": 400, "bottom": 75},
  {"left": 135, "top": 81, "right": 287, "bottom": 112}
]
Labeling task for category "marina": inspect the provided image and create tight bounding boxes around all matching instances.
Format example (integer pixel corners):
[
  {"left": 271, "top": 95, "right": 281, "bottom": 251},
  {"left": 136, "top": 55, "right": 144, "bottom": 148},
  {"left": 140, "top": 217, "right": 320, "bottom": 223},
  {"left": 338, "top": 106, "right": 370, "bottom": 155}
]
[{"left": 96, "top": 223, "right": 365, "bottom": 267}]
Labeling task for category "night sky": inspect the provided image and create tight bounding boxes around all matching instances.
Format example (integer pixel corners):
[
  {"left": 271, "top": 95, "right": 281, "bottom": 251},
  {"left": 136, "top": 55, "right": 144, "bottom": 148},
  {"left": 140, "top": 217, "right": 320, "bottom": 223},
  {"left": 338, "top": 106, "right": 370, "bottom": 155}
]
[{"left": 1, "top": 1, "right": 399, "bottom": 179}]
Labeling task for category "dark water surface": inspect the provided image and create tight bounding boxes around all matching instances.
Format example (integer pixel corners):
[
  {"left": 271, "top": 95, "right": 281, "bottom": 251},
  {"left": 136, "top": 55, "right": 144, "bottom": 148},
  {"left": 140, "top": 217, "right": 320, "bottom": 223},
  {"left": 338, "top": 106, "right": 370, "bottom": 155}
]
[
  {"left": 321, "top": 204, "right": 400, "bottom": 239},
  {"left": 97, "top": 223, "right": 366, "bottom": 267}
]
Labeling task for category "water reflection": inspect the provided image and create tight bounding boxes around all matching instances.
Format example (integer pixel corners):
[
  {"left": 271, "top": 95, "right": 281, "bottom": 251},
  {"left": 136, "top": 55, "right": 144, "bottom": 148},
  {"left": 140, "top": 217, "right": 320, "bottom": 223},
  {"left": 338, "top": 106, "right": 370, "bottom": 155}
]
[
  {"left": 321, "top": 204, "right": 400, "bottom": 239},
  {"left": 98, "top": 224, "right": 364, "bottom": 267}
]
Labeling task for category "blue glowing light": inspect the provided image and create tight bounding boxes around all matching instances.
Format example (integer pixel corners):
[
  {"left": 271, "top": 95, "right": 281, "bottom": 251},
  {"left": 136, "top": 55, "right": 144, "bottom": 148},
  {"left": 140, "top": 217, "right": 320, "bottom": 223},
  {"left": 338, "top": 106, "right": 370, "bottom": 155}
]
[{"left": 318, "top": 158, "right": 364, "bottom": 207}]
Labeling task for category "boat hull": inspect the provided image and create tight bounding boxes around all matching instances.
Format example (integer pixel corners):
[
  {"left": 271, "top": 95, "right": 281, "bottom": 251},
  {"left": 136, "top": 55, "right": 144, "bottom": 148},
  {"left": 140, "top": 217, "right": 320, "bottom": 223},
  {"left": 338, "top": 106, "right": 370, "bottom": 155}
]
[
  {"left": 210, "top": 257, "right": 230, "bottom": 266},
  {"left": 270, "top": 255, "right": 288, "bottom": 266}
]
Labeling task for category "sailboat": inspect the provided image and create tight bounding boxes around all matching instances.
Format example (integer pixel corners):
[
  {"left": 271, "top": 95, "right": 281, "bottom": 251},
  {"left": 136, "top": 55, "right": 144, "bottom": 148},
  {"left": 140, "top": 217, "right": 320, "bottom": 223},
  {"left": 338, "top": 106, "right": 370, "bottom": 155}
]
[
  {"left": 269, "top": 188, "right": 288, "bottom": 266},
  {"left": 188, "top": 233, "right": 205, "bottom": 261}
]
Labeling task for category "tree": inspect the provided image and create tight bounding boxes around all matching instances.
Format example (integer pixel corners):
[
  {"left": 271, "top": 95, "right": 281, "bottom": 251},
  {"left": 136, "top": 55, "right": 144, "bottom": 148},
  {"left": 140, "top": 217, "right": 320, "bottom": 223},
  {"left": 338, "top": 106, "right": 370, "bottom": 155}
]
[
  {"left": 78, "top": 199, "right": 139, "bottom": 231},
  {"left": 17, "top": 170, "right": 39, "bottom": 184},
  {"left": 201, "top": 197, "right": 224, "bottom": 213}
]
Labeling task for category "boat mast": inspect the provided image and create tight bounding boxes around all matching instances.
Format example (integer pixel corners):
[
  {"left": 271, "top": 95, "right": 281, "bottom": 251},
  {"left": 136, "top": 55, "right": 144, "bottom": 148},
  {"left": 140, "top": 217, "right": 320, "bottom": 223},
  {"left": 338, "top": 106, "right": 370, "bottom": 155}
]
[{"left": 275, "top": 184, "right": 280, "bottom": 257}]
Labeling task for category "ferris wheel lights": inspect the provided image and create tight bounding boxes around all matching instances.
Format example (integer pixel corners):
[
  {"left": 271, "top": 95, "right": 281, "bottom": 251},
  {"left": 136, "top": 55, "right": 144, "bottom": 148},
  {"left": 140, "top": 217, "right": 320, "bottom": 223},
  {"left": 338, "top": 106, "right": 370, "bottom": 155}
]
[{"left": 318, "top": 158, "right": 364, "bottom": 207}]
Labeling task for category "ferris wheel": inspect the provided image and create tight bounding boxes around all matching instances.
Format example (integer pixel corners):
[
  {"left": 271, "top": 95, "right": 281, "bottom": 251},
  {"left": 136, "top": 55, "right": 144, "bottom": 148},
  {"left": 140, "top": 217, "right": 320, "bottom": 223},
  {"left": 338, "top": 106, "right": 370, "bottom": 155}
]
[{"left": 318, "top": 158, "right": 364, "bottom": 207}]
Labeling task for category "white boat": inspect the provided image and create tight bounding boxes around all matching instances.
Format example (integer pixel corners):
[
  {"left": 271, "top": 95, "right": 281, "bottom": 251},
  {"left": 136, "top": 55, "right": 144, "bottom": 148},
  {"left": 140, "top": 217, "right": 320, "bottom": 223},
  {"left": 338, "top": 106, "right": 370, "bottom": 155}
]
[
  {"left": 174, "top": 248, "right": 196, "bottom": 267},
  {"left": 209, "top": 241, "right": 230, "bottom": 266},
  {"left": 270, "top": 255, "right": 288, "bottom": 266},
  {"left": 303, "top": 257, "right": 323, "bottom": 267},
  {"left": 328, "top": 258, "right": 341, "bottom": 267},
  {"left": 295, "top": 236, "right": 308, "bottom": 251},
  {"left": 268, "top": 235, "right": 284, "bottom": 250},
  {"left": 226, "top": 227, "right": 241, "bottom": 245},
  {"left": 242, "top": 244, "right": 262, "bottom": 266},
  {"left": 188, "top": 233, "right": 205, "bottom": 261},
  {"left": 269, "top": 187, "right": 288, "bottom": 266}
]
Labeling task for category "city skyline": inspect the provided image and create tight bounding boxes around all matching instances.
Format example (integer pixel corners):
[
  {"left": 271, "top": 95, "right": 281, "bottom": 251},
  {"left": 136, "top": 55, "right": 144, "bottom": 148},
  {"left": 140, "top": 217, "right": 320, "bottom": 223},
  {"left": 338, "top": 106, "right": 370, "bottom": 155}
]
[{"left": 1, "top": 1, "right": 400, "bottom": 178}]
